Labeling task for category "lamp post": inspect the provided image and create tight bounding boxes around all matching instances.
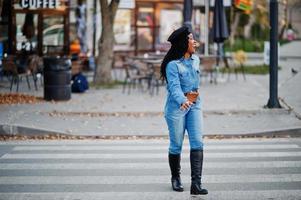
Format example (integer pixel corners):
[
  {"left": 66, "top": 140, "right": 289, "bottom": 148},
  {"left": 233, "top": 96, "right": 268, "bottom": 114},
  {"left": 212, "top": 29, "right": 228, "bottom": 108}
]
[{"left": 267, "top": 0, "right": 281, "bottom": 108}]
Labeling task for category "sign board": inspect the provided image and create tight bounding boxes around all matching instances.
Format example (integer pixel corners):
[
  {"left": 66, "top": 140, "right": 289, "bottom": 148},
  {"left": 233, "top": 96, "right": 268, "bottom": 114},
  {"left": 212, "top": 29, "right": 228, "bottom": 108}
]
[
  {"left": 19, "top": 0, "right": 61, "bottom": 9},
  {"left": 264, "top": 41, "right": 280, "bottom": 65},
  {"left": 234, "top": 0, "right": 252, "bottom": 13}
]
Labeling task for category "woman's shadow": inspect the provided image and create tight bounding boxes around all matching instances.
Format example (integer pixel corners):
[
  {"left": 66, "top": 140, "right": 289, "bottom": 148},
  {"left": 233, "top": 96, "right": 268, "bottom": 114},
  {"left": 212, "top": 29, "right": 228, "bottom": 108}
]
[{"left": 189, "top": 195, "right": 206, "bottom": 200}]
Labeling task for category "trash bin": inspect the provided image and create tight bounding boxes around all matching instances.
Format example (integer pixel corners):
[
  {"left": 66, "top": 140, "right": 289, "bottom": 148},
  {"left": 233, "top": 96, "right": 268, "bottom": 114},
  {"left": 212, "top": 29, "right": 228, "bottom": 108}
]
[{"left": 43, "top": 56, "right": 71, "bottom": 101}]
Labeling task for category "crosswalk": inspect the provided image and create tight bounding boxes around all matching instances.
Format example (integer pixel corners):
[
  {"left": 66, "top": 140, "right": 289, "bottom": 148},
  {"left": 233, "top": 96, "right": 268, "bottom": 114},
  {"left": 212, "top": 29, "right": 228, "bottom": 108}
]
[{"left": 0, "top": 138, "right": 300, "bottom": 200}]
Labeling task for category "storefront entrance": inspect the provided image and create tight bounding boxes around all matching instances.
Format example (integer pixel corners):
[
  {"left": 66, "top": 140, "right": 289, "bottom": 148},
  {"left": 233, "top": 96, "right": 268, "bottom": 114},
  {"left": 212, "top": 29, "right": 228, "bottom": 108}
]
[{"left": 11, "top": 0, "right": 70, "bottom": 56}]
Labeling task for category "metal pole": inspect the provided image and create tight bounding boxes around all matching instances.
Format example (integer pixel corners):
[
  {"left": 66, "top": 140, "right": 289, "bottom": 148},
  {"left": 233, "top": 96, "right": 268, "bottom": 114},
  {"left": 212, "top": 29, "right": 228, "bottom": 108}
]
[
  {"left": 267, "top": 0, "right": 281, "bottom": 108},
  {"left": 205, "top": 0, "right": 209, "bottom": 56},
  {"left": 92, "top": 0, "right": 97, "bottom": 56}
]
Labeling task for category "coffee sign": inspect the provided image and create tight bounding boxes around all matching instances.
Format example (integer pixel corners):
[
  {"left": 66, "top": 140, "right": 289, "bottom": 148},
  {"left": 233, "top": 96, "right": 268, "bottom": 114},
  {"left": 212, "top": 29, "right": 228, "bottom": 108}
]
[{"left": 20, "top": 0, "right": 61, "bottom": 9}]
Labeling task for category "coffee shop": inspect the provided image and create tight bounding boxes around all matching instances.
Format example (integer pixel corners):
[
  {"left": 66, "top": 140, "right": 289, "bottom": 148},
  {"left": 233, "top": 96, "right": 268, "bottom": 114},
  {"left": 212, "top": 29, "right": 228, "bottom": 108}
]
[
  {"left": 5, "top": 0, "right": 70, "bottom": 56},
  {"left": 0, "top": 0, "right": 74, "bottom": 96}
]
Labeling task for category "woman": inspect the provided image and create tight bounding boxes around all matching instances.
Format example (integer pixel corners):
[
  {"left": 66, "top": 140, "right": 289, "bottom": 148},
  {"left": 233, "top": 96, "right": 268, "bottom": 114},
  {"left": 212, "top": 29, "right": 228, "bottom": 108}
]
[{"left": 161, "top": 26, "right": 208, "bottom": 195}]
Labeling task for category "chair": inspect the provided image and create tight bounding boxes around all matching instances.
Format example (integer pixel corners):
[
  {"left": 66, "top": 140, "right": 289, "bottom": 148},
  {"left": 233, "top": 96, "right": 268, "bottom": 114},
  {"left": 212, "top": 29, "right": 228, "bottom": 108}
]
[
  {"left": 200, "top": 57, "right": 216, "bottom": 83},
  {"left": 122, "top": 59, "right": 152, "bottom": 94},
  {"left": 2, "top": 55, "right": 32, "bottom": 92},
  {"left": 27, "top": 55, "right": 44, "bottom": 89},
  {"left": 223, "top": 52, "right": 246, "bottom": 81},
  {"left": 220, "top": 56, "right": 232, "bottom": 81},
  {"left": 232, "top": 51, "right": 247, "bottom": 81},
  {"left": 112, "top": 53, "right": 127, "bottom": 81},
  {"left": 148, "top": 63, "right": 164, "bottom": 96}
]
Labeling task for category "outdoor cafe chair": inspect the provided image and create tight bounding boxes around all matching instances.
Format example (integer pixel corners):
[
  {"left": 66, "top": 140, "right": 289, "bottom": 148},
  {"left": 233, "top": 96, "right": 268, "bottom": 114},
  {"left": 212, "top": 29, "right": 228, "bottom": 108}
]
[
  {"left": 148, "top": 63, "right": 164, "bottom": 96},
  {"left": 221, "top": 52, "right": 246, "bottom": 81},
  {"left": 122, "top": 58, "right": 152, "bottom": 94},
  {"left": 200, "top": 57, "right": 216, "bottom": 83},
  {"left": 27, "top": 55, "right": 44, "bottom": 89},
  {"left": 140, "top": 58, "right": 164, "bottom": 96},
  {"left": 2, "top": 55, "right": 42, "bottom": 92}
]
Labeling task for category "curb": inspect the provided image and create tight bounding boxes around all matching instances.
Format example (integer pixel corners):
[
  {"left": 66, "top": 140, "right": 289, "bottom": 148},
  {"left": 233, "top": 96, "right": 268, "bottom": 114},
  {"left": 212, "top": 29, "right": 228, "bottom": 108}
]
[
  {"left": 0, "top": 124, "right": 65, "bottom": 136},
  {"left": 1, "top": 124, "right": 300, "bottom": 139}
]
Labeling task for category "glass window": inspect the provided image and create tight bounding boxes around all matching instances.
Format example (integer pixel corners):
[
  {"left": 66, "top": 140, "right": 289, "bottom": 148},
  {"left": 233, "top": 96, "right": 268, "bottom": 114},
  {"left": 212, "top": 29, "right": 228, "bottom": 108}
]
[
  {"left": 159, "top": 10, "right": 182, "bottom": 43},
  {"left": 114, "top": 9, "right": 131, "bottom": 45},
  {"left": 154, "top": 3, "right": 183, "bottom": 51},
  {"left": 15, "top": 13, "right": 38, "bottom": 53},
  {"left": 137, "top": 6, "right": 154, "bottom": 26},
  {"left": 42, "top": 15, "right": 64, "bottom": 54},
  {"left": 136, "top": 3, "right": 155, "bottom": 51},
  {"left": 137, "top": 28, "right": 153, "bottom": 50}
]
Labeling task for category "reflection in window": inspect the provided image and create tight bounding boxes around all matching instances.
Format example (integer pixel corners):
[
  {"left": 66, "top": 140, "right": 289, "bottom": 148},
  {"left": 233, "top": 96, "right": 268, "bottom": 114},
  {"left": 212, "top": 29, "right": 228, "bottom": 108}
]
[
  {"left": 160, "top": 10, "right": 182, "bottom": 44},
  {"left": 43, "top": 16, "right": 64, "bottom": 54},
  {"left": 114, "top": 10, "right": 131, "bottom": 45},
  {"left": 16, "top": 13, "right": 38, "bottom": 53},
  {"left": 137, "top": 7, "right": 154, "bottom": 26},
  {"left": 138, "top": 28, "right": 153, "bottom": 50}
]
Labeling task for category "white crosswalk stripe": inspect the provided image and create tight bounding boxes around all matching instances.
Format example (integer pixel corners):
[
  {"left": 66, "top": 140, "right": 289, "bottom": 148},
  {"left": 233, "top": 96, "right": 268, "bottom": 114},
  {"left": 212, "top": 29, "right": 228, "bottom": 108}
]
[
  {"left": 12, "top": 144, "right": 299, "bottom": 150},
  {"left": 0, "top": 161, "right": 301, "bottom": 169},
  {"left": 1, "top": 174, "right": 301, "bottom": 184},
  {"left": 2, "top": 152, "right": 301, "bottom": 159},
  {"left": 0, "top": 138, "right": 300, "bottom": 200}
]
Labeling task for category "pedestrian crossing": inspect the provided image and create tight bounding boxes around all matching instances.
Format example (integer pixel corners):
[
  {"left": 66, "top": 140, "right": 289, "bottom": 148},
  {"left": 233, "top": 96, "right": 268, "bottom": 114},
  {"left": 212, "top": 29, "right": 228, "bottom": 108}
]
[{"left": 0, "top": 138, "right": 300, "bottom": 200}]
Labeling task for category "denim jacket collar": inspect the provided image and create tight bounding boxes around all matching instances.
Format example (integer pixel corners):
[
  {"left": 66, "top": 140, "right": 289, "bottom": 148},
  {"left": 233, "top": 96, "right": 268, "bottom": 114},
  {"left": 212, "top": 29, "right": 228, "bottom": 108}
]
[{"left": 179, "top": 55, "right": 194, "bottom": 62}]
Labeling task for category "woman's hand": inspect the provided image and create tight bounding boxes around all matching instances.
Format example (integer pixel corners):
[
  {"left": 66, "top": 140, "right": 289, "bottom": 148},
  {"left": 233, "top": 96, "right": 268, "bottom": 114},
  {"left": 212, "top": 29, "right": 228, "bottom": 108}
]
[{"left": 180, "top": 101, "right": 193, "bottom": 110}]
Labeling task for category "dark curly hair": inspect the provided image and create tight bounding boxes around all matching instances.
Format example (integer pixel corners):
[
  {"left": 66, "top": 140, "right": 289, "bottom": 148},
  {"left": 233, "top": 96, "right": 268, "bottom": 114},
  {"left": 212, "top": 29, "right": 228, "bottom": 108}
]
[{"left": 160, "top": 27, "right": 190, "bottom": 82}]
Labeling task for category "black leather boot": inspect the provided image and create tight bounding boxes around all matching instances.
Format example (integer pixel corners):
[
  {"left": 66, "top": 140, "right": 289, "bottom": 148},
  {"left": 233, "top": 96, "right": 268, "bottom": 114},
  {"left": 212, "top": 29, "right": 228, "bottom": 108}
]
[
  {"left": 168, "top": 153, "right": 184, "bottom": 192},
  {"left": 190, "top": 150, "right": 208, "bottom": 195}
]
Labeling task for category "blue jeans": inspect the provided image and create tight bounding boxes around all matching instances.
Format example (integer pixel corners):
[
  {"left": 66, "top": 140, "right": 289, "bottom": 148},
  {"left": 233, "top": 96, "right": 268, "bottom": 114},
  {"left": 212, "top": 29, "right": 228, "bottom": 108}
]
[{"left": 165, "top": 103, "right": 204, "bottom": 155}]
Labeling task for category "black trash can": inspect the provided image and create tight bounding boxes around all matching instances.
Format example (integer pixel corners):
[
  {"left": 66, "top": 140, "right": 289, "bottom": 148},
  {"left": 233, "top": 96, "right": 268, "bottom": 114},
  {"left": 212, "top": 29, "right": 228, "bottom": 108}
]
[{"left": 43, "top": 57, "right": 72, "bottom": 101}]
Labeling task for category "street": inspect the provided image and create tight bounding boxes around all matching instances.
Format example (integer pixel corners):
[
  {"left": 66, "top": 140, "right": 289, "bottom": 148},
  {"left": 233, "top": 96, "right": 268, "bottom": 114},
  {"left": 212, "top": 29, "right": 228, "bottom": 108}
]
[{"left": 0, "top": 137, "right": 300, "bottom": 200}]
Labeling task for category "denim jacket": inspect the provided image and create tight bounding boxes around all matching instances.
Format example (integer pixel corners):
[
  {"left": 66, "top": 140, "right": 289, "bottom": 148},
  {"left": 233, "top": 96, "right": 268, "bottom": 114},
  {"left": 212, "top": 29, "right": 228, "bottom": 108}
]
[{"left": 165, "top": 54, "right": 201, "bottom": 110}]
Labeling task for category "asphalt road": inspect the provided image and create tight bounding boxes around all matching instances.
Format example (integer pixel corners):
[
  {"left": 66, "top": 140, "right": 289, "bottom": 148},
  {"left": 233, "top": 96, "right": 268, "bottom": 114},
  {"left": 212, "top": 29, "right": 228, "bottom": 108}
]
[{"left": 0, "top": 137, "right": 300, "bottom": 200}]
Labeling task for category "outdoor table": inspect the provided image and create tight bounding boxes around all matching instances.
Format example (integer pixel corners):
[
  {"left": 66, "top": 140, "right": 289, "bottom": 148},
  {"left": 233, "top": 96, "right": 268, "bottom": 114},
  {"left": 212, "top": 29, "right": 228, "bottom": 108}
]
[
  {"left": 129, "top": 55, "right": 161, "bottom": 61},
  {"left": 140, "top": 59, "right": 163, "bottom": 95}
]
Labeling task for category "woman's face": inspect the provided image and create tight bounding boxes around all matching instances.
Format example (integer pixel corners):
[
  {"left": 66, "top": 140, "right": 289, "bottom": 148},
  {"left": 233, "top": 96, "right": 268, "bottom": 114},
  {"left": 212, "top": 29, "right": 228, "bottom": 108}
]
[{"left": 186, "top": 33, "right": 196, "bottom": 54}]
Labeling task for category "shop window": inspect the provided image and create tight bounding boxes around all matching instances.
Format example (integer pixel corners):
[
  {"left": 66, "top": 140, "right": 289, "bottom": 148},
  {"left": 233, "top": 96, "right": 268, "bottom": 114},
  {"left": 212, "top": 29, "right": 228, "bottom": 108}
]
[
  {"left": 12, "top": 0, "right": 69, "bottom": 55},
  {"left": 137, "top": 7, "right": 154, "bottom": 26},
  {"left": 15, "top": 13, "right": 38, "bottom": 53},
  {"left": 137, "top": 27, "right": 153, "bottom": 50},
  {"left": 155, "top": 3, "right": 183, "bottom": 51},
  {"left": 136, "top": 3, "right": 155, "bottom": 51},
  {"left": 159, "top": 10, "right": 182, "bottom": 43},
  {"left": 114, "top": 9, "right": 131, "bottom": 46},
  {"left": 43, "top": 15, "right": 64, "bottom": 54}
]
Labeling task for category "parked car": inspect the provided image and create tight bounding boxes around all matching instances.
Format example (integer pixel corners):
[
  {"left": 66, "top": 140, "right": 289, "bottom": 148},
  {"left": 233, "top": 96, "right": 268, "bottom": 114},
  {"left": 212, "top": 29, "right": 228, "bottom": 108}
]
[{"left": 43, "top": 24, "right": 64, "bottom": 46}]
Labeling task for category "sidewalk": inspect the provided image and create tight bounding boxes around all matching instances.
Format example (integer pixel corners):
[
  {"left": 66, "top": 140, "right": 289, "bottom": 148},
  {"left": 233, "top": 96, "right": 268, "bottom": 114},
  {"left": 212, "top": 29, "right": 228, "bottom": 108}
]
[{"left": 0, "top": 44, "right": 301, "bottom": 137}]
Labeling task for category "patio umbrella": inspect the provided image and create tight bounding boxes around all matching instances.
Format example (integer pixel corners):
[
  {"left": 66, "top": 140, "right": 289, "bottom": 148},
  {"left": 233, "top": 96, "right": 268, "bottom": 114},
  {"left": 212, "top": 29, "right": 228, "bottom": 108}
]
[
  {"left": 183, "top": 0, "right": 193, "bottom": 32},
  {"left": 212, "top": 0, "right": 229, "bottom": 65}
]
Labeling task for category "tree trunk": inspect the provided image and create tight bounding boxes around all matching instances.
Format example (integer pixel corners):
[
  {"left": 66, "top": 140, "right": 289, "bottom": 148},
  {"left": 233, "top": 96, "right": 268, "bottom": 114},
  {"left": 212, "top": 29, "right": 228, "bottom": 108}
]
[
  {"left": 95, "top": 22, "right": 114, "bottom": 83},
  {"left": 244, "top": 14, "right": 256, "bottom": 39},
  {"left": 230, "top": 12, "right": 241, "bottom": 46},
  {"left": 94, "top": 0, "right": 119, "bottom": 84},
  {"left": 244, "top": 0, "right": 257, "bottom": 39}
]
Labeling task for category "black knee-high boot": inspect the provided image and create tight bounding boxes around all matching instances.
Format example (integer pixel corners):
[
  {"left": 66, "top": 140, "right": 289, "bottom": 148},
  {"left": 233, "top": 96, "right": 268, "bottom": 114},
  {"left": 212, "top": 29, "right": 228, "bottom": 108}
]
[
  {"left": 190, "top": 150, "right": 208, "bottom": 195},
  {"left": 168, "top": 153, "right": 184, "bottom": 192}
]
